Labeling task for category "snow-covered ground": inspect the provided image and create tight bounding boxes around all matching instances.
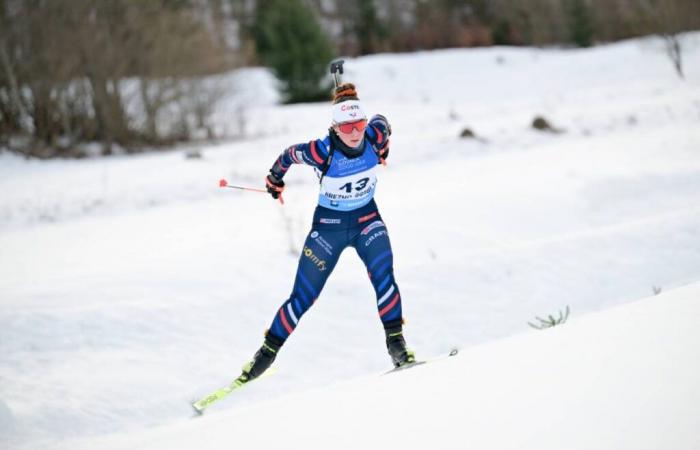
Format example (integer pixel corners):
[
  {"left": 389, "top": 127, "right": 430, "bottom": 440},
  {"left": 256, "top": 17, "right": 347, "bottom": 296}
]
[
  {"left": 47, "top": 280, "right": 700, "bottom": 450},
  {"left": 1, "top": 34, "right": 700, "bottom": 449}
]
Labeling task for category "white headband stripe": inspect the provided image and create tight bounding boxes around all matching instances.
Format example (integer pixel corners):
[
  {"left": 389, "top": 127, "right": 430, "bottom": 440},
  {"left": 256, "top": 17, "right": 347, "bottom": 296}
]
[{"left": 332, "top": 100, "right": 367, "bottom": 124}]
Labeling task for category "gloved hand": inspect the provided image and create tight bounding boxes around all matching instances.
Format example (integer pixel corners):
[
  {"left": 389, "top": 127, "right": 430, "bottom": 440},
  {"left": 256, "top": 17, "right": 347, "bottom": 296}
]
[
  {"left": 377, "top": 146, "right": 389, "bottom": 164},
  {"left": 371, "top": 114, "right": 392, "bottom": 136},
  {"left": 265, "top": 173, "right": 285, "bottom": 204},
  {"left": 370, "top": 114, "right": 391, "bottom": 165}
]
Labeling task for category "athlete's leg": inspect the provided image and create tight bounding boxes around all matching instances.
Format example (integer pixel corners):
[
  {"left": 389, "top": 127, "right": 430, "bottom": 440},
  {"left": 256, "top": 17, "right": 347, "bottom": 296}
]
[
  {"left": 353, "top": 218, "right": 403, "bottom": 325},
  {"left": 268, "top": 226, "right": 345, "bottom": 342},
  {"left": 241, "top": 225, "right": 347, "bottom": 381},
  {"left": 353, "top": 216, "right": 414, "bottom": 367}
]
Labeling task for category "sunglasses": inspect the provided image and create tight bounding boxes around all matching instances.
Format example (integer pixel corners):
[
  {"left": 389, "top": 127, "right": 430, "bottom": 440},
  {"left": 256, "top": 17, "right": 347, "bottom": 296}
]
[{"left": 336, "top": 119, "right": 367, "bottom": 134}]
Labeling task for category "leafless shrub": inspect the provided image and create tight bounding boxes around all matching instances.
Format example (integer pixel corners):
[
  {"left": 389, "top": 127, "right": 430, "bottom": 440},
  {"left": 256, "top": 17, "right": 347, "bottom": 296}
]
[
  {"left": 0, "top": 0, "right": 235, "bottom": 157},
  {"left": 632, "top": 0, "right": 696, "bottom": 79},
  {"left": 528, "top": 306, "right": 571, "bottom": 330}
]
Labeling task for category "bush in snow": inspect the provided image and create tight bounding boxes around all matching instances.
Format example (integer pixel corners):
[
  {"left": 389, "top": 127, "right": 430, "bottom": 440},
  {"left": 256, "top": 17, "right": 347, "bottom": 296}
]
[
  {"left": 460, "top": 128, "right": 476, "bottom": 139},
  {"left": 528, "top": 306, "right": 570, "bottom": 330},
  {"left": 532, "top": 116, "right": 564, "bottom": 133}
]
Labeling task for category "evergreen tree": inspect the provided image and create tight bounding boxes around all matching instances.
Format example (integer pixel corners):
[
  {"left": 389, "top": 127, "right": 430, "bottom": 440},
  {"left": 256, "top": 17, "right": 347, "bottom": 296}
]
[
  {"left": 253, "top": 0, "right": 334, "bottom": 103},
  {"left": 353, "top": 0, "right": 388, "bottom": 55},
  {"left": 567, "top": 0, "right": 595, "bottom": 47}
]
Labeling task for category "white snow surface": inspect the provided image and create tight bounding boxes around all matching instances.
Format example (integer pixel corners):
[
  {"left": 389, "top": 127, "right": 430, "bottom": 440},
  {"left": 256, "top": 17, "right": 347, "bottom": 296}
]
[
  {"left": 1, "top": 34, "right": 700, "bottom": 449},
  {"left": 47, "top": 281, "right": 700, "bottom": 450}
]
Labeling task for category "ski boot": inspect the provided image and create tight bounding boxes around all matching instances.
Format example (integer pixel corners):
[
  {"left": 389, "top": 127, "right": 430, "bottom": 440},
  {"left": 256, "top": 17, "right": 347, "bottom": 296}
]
[
  {"left": 384, "top": 320, "right": 416, "bottom": 368},
  {"left": 239, "top": 333, "right": 283, "bottom": 382}
]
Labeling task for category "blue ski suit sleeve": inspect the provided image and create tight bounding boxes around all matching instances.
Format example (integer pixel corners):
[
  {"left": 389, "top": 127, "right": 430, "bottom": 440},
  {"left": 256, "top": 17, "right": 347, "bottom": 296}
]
[
  {"left": 269, "top": 139, "right": 329, "bottom": 180},
  {"left": 366, "top": 114, "right": 391, "bottom": 156}
]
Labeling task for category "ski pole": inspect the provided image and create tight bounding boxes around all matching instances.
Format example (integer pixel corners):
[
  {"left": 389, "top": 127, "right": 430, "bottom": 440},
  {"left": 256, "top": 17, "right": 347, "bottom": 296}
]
[
  {"left": 330, "top": 59, "right": 344, "bottom": 88},
  {"left": 218, "top": 179, "right": 284, "bottom": 205}
]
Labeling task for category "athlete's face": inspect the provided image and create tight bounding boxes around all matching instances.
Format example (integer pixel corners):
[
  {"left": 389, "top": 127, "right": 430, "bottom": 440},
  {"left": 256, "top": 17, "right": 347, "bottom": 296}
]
[{"left": 333, "top": 119, "right": 366, "bottom": 148}]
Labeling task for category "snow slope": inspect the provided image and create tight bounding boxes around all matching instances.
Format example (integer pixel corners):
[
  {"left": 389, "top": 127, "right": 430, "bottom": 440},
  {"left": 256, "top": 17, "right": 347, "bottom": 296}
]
[
  {"left": 1, "top": 34, "right": 700, "bottom": 449},
  {"left": 49, "top": 280, "right": 700, "bottom": 450}
]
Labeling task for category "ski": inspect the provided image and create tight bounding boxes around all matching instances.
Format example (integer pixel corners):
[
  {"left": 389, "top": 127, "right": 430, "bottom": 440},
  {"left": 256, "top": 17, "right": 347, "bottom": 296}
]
[
  {"left": 191, "top": 368, "right": 277, "bottom": 416},
  {"left": 383, "top": 348, "right": 459, "bottom": 375}
]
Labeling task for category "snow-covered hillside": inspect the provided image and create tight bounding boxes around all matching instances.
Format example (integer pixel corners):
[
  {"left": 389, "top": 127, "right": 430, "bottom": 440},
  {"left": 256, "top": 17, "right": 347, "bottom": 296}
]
[
  {"left": 50, "top": 281, "right": 700, "bottom": 450},
  {"left": 1, "top": 34, "right": 699, "bottom": 450}
]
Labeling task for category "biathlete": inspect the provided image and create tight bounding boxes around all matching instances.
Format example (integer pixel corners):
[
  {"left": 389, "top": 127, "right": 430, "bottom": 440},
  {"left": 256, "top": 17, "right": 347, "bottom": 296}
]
[{"left": 239, "top": 82, "right": 414, "bottom": 381}]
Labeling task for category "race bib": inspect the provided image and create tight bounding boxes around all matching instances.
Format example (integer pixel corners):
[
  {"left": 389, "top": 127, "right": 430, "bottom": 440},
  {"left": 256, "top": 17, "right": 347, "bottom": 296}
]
[{"left": 318, "top": 167, "right": 377, "bottom": 211}]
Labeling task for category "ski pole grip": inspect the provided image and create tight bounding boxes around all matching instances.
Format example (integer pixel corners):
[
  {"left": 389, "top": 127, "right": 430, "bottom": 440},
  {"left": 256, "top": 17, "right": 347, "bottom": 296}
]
[{"left": 330, "top": 59, "right": 345, "bottom": 88}]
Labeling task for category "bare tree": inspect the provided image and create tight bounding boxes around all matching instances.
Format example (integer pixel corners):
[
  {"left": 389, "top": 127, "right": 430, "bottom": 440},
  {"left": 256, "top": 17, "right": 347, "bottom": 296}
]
[
  {"left": 633, "top": 0, "right": 700, "bottom": 79},
  {"left": 0, "top": 0, "right": 234, "bottom": 157}
]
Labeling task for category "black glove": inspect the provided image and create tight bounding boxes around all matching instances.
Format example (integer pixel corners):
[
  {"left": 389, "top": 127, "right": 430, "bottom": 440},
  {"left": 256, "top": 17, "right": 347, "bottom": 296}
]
[
  {"left": 378, "top": 146, "right": 389, "bottom": 162},
  {"left": 370, "top": 114, "right": 391, "bottom": 164},
  {"left": 265, "top": 173, "right": 285, "bottom": 203},
  {"left": 371, "top": 114, "right": 392, "bottom": 136}
]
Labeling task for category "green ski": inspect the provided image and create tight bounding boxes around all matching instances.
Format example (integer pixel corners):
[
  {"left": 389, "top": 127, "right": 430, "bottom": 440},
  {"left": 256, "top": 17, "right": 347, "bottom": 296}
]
[{"left": 191, "top": 368, "right": 277, "bottom": 415}]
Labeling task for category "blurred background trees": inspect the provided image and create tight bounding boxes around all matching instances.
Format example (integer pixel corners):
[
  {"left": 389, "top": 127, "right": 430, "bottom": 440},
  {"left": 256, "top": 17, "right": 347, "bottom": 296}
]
[
  {"left": 253, "top": 0, "right": 334, "bottom": 103},
  {"left": 1, "top": 0, "right": 698, "bottom": 157},
  {"left": 0, "top": 0, "right": 228, "bottom": 157}
]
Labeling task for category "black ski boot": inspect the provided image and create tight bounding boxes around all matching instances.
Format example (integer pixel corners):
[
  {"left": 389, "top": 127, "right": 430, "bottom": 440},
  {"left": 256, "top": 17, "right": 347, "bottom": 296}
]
[
  {"left": 240, "top": 333, "right": 283, "bottom": 382},
  {"left": 384, "top": 320, "right": 416, "bottom": 368}
]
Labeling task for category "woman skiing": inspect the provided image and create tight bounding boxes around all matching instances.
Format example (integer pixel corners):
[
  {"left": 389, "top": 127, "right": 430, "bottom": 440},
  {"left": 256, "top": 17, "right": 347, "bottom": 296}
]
[{"left": 239, "top": 82, "right": 414, "bottom": 382}]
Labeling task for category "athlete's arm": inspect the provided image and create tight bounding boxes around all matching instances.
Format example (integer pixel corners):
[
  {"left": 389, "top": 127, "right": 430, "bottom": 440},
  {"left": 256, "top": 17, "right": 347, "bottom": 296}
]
[
  {"left": 269, "top": 139, "right": 329, "bottom": 180},
  {"left": 366, "top": 115, "right": 391, "bottom": 163}
]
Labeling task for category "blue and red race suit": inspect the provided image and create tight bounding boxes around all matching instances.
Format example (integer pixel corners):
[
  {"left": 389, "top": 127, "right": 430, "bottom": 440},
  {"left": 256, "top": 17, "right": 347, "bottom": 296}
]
[{"left": 266, "top": 115, "right": 402, "bottom": 343}]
